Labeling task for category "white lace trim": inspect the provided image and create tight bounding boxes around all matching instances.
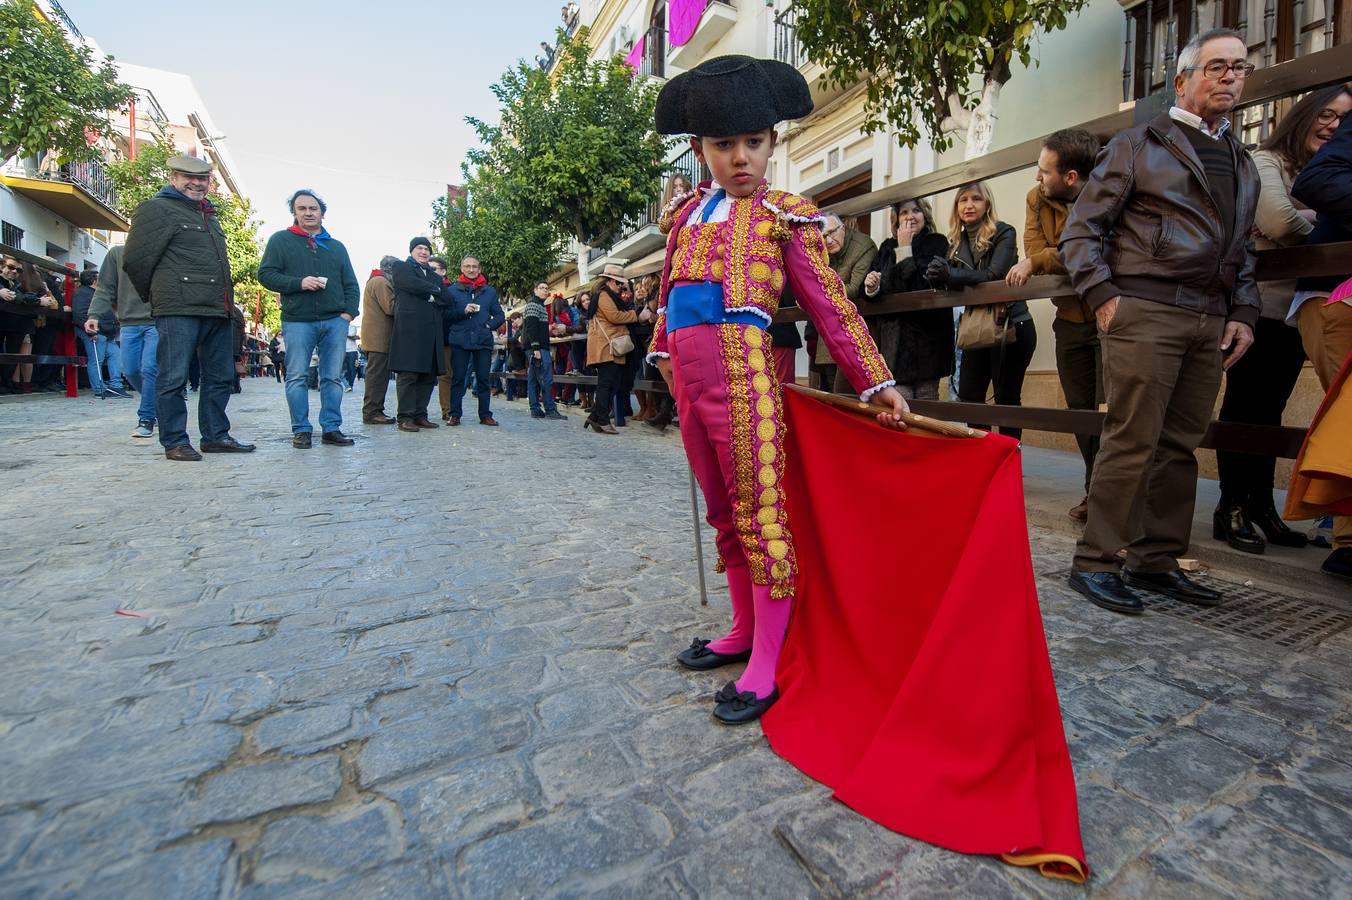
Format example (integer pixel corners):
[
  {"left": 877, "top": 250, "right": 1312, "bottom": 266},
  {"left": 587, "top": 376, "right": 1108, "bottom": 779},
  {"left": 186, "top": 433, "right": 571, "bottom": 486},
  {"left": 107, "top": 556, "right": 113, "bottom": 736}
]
[
  {"left": 661, "top": 191, "right": 697, "bottom": 218},
  {"left": 761, "top": 197, "right": 822, "bottom": 225},
  {"left": 725, "top": 305, "right": 773, "bottom": 325},
  {"left": 859, "top": 379, "right": 896, "bottom": 402},
  {"left": 645, "top": 351, "right": 670, "bottom": 365}
]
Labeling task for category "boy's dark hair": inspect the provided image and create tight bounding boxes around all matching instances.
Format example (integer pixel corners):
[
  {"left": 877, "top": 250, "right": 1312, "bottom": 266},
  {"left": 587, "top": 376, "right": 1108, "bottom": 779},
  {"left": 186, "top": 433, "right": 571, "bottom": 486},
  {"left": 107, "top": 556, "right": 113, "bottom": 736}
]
[
  {"left": 1043, "top": 128, "right": 1101, "bottom": 181},
  {"left": 79, "top": 268, "right": 98, "bottom": 287}
]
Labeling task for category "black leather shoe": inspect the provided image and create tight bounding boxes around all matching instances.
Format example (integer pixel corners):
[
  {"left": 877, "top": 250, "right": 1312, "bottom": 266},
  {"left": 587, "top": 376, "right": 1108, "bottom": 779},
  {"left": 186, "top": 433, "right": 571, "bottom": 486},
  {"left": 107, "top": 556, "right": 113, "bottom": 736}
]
[
  {"left": 714, "top": 681, "right": 740, "bottom": 704},
  {"left": 322, "top": 430, "right": 354, "bottom": 446},
  {"left": 1212, "top": 496, "right": 1265, "bottom": 554},
  {"left": 164, "top": 443, "right": 202, "bottom": 462},
  {"left": 713, "top": 686, "right": 779, "bottom": 725},
  {"left": 292, "top": 432, "right": 312, "bottom": 449},
  {"left": 1247, "top": 493, "right": 1308, "bottom": 548},
  {"left": 1067, "top": 570, "right": 1143, "bottom": 615},
  {"left": 1322, "top": 548, "right": 1352, "bottom": 580},
  {"left": 676, "top": 638, "right": 752, "bottom": 671},
  {"left": 1124, "top": 569, "right": 1222, "bottom": 607},
  {"left": 200, "top": 436, "right": 256, "bottom": 453}
]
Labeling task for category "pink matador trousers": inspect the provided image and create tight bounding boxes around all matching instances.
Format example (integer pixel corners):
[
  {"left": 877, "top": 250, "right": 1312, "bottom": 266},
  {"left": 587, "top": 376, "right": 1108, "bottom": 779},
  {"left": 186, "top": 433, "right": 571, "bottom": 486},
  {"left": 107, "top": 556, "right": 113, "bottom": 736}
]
[{"left": 669, "top": 321, "right": 795, "bottom": 700}]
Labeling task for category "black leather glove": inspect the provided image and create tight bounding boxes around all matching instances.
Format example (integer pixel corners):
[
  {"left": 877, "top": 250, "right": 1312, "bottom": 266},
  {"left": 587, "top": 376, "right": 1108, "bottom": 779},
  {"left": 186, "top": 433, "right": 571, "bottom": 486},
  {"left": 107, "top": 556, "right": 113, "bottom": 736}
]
[{"left": 924, "top": 258, "right": 951, "bottom": 285}]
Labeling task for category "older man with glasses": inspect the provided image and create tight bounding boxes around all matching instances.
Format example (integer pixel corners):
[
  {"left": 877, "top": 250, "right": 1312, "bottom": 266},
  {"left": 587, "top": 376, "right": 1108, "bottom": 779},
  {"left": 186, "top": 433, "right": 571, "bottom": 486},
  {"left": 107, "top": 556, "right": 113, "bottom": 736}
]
[
  {"left": 123, "top": 155, "right": 255, "bottom": 460},
  {"left": 1060, "top": 28, "right": 1260, "bottom": 614}
]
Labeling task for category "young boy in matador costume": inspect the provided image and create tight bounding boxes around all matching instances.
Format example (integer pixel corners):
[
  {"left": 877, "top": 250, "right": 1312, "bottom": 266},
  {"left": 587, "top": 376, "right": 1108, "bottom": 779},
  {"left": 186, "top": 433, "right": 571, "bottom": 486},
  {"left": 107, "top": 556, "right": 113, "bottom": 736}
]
[{"left": 649, "top": 56, "right": 910, "bottom": 724}]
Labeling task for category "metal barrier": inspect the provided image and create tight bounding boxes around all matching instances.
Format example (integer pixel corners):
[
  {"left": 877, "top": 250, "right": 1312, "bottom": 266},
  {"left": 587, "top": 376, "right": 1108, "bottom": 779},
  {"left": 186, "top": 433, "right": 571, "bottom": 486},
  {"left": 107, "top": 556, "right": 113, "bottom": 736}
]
[{"left": 0, "top": 242, "right": 85, "bottom": 397}]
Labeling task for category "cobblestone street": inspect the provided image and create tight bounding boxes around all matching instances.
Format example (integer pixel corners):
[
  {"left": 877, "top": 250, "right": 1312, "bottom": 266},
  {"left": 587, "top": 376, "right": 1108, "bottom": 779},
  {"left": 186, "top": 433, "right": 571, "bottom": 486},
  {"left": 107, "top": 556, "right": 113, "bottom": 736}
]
[{"left": 1, "top": 381, "right": 1349, "bottom": 898}]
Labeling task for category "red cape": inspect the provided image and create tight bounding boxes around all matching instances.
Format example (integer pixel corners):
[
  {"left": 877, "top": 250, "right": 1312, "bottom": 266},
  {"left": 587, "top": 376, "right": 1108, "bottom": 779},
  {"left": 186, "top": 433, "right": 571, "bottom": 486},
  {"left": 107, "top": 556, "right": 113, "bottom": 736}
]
[{"left": 763, "top": 390, "right": 1088, "bottom": 883}]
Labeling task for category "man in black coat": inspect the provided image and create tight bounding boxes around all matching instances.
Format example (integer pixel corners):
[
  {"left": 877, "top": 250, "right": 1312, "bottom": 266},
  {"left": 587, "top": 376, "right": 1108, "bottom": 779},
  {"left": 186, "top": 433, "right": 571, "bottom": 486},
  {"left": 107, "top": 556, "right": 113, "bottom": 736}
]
[{"left": 388, "top": 237, "right": 447, "bottom": 432}]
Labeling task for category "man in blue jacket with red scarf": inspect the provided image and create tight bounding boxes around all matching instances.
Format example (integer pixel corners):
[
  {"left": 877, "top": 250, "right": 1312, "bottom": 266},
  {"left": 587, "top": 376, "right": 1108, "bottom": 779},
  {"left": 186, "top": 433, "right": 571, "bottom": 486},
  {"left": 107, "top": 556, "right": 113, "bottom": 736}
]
[
  {"left": 258, "top": 189, "right": 361, "bottom": 448},
  {"left": 445, "top": 256, "right": 504, "bottom": 426}
]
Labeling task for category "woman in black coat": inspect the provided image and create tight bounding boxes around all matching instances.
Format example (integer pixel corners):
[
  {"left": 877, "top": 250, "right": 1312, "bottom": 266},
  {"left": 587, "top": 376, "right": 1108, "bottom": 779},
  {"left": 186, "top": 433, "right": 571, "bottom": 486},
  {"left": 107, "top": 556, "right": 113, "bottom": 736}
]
[
  {"left": 925, "top": 181, "right": 1034, "bottom": 440},
  {"left": 861, "top": 197, "right": 952, "bottom": 400}
]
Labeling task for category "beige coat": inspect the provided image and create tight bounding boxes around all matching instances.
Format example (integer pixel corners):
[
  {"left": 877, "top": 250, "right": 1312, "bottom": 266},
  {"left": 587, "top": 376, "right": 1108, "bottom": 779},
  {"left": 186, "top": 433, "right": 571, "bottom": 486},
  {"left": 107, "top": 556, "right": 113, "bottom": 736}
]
[
  {"left": 359, "top": 274, "right": 395, "bottom": 353},
  {"left": 586, "top": 289, "right": 638, "bottom": 367},
  {"left": 1252, "top": 149, "right": 1313, "bottom": 320}
]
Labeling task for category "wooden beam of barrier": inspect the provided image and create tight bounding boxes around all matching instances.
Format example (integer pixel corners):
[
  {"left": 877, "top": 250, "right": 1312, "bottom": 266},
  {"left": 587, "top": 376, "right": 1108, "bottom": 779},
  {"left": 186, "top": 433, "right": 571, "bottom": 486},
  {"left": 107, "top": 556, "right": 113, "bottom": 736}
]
[
  {"left": 0, "top": 354, "right": 85, "bottom": 366},
  {"left": 826, "top": 42, "right": 1352, "bottom": 221},
  {"left": 771, "top": 241, "right": 1352, "bottom": 322},
  {"left": 512, "top": 374, "right": 1306, "bottom": 458}
]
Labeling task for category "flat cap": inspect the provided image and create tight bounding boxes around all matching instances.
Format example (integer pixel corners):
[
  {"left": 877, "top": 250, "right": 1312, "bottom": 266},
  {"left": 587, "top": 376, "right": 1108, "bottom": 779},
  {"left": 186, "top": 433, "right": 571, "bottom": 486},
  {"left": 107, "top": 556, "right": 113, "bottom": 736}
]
[
  {"left": 655, "top": 55, "right": 812, "bottom": 138},
  {"left": 167, "top": 154, "right": 213, "bottom": 175}
]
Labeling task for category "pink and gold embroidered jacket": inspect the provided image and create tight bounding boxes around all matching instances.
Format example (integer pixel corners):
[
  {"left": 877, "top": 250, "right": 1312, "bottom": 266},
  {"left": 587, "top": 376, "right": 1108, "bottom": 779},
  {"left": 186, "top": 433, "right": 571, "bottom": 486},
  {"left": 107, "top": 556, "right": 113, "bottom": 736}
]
[{"left": 646, "top": 181, "right": 894, "bottom": 399}]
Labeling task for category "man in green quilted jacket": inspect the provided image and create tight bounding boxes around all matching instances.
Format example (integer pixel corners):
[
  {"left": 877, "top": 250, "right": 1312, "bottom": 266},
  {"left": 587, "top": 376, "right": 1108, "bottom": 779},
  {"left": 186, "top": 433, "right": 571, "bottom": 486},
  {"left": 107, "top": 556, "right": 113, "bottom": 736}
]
[{"left": 123, "top": 155, "right": 255, "bottom": 461}]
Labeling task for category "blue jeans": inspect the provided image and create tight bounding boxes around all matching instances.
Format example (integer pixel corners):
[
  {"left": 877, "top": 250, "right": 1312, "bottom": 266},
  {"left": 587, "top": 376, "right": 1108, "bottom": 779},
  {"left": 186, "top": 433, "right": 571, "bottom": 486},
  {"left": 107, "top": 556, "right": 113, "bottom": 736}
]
[
  {"left": 283, "top": 317, "right": 347, "bottom": 433},
  {"left": 450, "top": 346, "right": 492, "bottom": 419},
  {"left": 120, "top": 324, "right": 158, "bottom": 423},
  {"left": 79, "top": 332, "right": 123, "bottom": 395},
  {"left": 155, "top": 316, "right": 234, "bottom": 449},
  {"left": 343, "top": 350, "right": 358, "bottom": 388},
  {"left": 527, "top": 349, "right": 557, "bottom": 414}
]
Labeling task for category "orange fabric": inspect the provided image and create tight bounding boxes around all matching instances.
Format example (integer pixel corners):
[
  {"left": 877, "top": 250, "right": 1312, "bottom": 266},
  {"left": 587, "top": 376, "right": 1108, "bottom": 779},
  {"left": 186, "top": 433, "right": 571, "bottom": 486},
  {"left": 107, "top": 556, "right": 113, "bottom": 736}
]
[
  {"left": 1285, "top": 352, "right": 1352, "bottom": 519},
  {"left": 763, "top": 390, "right": 1087, "bottom": 883}
]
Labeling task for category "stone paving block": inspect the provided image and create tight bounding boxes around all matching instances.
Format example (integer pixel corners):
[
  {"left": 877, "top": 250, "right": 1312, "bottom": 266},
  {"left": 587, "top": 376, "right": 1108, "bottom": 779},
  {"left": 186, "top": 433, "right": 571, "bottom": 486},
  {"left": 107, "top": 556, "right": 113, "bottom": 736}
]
[
  {"left": 618, "top": 703, "right": 760, "bottom": 771},
  {"left": 1244, "top": 783, "right": 1352, "bottom": 857},
  {"left": 77, "top": 838, "right": 235, "bottom": 900},
  {"left": 1059, "top": 684, "right": 1164, "bottom": 742},
  {"left": 675, "top": 748, "right": 820, "bottom": 832},
  {"left": 254, "top": 704, "right": 355, "bottom": 755},
  {"left": 187, "top": 755, "right": 341, "bottom": 827},
  {"left": 1228, "top": 666, "right": 1352, "bottom": 726},
  {"left": 357, "top": 702, "right": 531, "bottom": 787},
  {"left": 1142, "top": 804, "right": 1352, "bottom": 898},
  {"left": 394, "top": 754, "right": 534, "bottom": 850},
  {"left": 531, "top": 734, "right": 636, "bottom": 806},
  {"left": 276, "top": 656, "right": 411, "bottom": 704},
  {"left": 454, "top": 798, "right": 678, "bottom": 897},
  {"left": 872, "top": 855, "right": 1034, "bottom": 899},
  {"left": 355, "top": 610, "right": 494, "bottom": 651},
  {"left": 1071, "top": 783, "right": 1172, "bottom": 885},
  {"left": 1192, "top": 703, "right": 1299, "bottom": 761},
  {"left": 1281, "top": 750, "right": 1352, "bottom": 809},
  {"left": 772, "top": 801, "right": 930, "bottom": 894},
  {"left": 253, "top": 805, "right": 404, "bottom": 884},
  {"left": 1088, "top": 670, "right": 1209, "bottom": 725},
  {"left": 1111, "top": 728, "right": 1255, "bottom": 812},
  {"left": 16, "top": 783, "right": 191, "bottom": 875},
  {"left": 535, "top": 682, "right": 635, "bottom": 734},
  {"left": 678, "top": 821, "right": 825, "bottom": 899},
  {"left": 453, "top": 655, "right": 548, "bottom": 701}
]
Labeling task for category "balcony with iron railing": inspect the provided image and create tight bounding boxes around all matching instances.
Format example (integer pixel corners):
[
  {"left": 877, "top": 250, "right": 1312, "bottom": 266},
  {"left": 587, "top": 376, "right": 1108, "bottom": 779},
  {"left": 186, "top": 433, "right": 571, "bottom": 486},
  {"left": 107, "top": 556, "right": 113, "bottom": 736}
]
[
  {"left": 0, "top": 154, "right": 127, "bottom": 231},
  {"left": 771, "top": 7, "right": 852, "bottom": 110},
  {"left": 583, "top": 148, "right": 710, "bottom": 272},
  {"left": 667, "top": 0, "right": 738, "bottom": 71},
  {"left": 637, "top": 24, "right": 667, "bottom": 79}
]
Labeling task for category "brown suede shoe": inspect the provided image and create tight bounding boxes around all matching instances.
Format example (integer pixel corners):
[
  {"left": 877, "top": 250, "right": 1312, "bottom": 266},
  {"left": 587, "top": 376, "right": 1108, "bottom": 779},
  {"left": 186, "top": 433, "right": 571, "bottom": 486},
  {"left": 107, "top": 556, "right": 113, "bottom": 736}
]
[
  {"left": 447, "top": 416, "right": 461, "bottom": 426},
  {"left": 1069, "top": 497, "right": 1089, "bottom": 522},
  {"left": 479, "top": 416, "right": 499, "bottom": 426},
  {"left": 413, "top": 417, "right": 439, "bottom": 429},
  {"left": 363, "top": 414, "right": 396, "bottom": 425},
  {"left": 165, "top": 444, "right": 202, "bottom": 461},
  {"left": 398, "top": 421, "right": 420, "bottom": 433}
]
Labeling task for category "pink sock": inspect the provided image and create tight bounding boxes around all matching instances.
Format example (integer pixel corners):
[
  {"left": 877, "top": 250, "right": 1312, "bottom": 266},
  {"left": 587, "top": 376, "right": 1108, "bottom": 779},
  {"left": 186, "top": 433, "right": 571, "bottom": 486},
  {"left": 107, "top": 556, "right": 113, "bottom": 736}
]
[
  {"left": 706, "top": 565, "right": 755, "bottom": 654},
  {"left": 735, "top": 583, "right": 790, "bottom": 699}
]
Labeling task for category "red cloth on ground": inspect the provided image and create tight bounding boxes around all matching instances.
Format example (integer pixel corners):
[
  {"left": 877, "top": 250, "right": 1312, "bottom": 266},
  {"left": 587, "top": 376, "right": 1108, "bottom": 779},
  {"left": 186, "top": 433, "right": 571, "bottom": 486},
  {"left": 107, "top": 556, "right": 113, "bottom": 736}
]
[{"left": 762, "top": 390, "right": 1088, "bottom": 883}]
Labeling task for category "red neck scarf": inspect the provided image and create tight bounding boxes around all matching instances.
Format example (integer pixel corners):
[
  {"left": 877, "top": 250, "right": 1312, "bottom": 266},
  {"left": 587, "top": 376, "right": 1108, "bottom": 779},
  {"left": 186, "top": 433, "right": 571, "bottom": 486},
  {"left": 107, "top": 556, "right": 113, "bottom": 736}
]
[
  {"left": 287, "top": 224, "right": 331, "bottom": 249},
  {"left": 458, "top": 273, "right": 486, "bottom": 289}
]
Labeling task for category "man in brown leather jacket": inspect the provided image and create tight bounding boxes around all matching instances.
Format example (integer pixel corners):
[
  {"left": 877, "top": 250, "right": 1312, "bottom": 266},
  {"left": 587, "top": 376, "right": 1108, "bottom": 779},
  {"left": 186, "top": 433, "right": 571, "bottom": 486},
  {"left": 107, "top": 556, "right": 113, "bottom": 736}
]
[{"left": 1059, "top": 28, "right": 1259, "bottom": 615}]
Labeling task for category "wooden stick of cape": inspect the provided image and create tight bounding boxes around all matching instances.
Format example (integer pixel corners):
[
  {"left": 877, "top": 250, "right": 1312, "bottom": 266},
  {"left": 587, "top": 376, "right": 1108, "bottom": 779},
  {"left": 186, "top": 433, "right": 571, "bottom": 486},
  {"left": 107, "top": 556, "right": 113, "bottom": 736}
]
[{"left": 783, "top": 383, "right": 984, "bottom": 439}]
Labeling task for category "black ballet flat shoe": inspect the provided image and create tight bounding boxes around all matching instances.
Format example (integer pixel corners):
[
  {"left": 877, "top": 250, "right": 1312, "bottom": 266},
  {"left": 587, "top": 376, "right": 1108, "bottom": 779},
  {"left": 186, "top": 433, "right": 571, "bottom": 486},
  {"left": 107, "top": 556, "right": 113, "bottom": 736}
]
[
  {"left": 676, "top": 638, "right": 752, "bottom": 671},
  {"left": 713, "top": 685, "right": 779, "bottom": 725},
  {"left": 714, "top": 681, "right": 739, "bottom": 704}
]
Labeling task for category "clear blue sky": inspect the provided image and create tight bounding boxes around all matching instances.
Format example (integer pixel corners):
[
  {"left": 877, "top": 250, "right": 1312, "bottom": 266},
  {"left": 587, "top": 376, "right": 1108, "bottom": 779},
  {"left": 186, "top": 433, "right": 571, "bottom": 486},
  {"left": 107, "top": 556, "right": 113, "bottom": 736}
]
[{"left": 64, "top": 0, "right": 565, "bottom": 278}]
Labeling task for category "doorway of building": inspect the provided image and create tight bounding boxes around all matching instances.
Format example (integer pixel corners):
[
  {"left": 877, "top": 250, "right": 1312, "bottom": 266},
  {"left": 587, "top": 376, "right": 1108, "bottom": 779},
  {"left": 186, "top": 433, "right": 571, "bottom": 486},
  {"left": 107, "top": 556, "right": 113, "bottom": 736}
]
[{"left": 812, "top": 171, "right": 872, "bottom": 234}]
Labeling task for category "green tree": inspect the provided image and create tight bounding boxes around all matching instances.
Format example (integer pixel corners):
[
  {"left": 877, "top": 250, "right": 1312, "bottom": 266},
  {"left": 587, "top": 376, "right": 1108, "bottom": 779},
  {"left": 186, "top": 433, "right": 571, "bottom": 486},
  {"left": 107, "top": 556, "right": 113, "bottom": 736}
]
[
  {"left": 790, "top": 0, "right": 1088, "bottom": 159},
  {"left": 431, "top": 165, "right": 567, "bottom": 300},
  {"left": 465, "top": 28, "right": 668, "bottom": 279},
  {"left": 106, "top": 132, "right": 177, "bottom": 216},
  {"left": 0, "top": 0, "right": 134, "bottom": 163}
]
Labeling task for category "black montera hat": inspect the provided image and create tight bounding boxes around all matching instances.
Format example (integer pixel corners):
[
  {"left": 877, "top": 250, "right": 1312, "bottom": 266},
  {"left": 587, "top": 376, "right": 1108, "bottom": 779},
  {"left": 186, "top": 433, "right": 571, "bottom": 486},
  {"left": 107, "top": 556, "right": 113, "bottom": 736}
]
[{"left": 655, "top": 55, "right": 813, "bottom": 138}]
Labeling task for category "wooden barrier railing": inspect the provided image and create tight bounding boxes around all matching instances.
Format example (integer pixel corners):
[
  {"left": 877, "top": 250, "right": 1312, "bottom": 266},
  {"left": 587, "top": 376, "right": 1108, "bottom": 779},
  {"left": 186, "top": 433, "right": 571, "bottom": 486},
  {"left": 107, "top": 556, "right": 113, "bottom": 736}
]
[{"left": 0, "top": 242, "right": 85, "bottom": 396}]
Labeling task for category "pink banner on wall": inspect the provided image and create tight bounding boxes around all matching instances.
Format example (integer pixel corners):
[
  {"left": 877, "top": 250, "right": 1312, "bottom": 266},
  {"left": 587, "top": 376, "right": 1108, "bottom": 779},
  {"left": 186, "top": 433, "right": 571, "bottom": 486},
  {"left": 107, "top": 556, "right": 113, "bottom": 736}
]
[
  {"left": 624, "top": 34, "right": 646, "bottom": 71},
  {"left": 668, "top": 0, "right": 707, "bottom": 47}
]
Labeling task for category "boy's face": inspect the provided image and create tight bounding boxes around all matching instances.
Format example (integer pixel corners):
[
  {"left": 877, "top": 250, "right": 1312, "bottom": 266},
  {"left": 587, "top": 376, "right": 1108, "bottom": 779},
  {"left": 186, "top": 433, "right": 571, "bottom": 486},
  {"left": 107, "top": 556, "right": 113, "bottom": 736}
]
[{"left": 690, "top": 129, "right": 776, "bottom": 198}]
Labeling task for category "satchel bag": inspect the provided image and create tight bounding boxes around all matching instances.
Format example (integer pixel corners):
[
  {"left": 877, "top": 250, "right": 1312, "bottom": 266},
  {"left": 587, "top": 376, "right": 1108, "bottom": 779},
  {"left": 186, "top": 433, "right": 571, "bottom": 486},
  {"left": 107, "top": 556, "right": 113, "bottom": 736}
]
[
  {"left": 956, "top": 304, "right": 1013, "bottom": 351},
  {"left": 608, "top": 331, "right": 635, "bottom": 357}
]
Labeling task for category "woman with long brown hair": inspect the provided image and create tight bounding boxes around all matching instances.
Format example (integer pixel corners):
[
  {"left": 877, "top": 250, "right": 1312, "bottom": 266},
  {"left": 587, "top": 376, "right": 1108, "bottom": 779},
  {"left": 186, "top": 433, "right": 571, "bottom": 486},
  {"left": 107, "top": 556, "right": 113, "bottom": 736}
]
[
  {"left": 924, "top": 181, "right": 1030, "bottom": 438},
  {"left": 1213, "top": 83, "right": 1352, "bottom": 554}
]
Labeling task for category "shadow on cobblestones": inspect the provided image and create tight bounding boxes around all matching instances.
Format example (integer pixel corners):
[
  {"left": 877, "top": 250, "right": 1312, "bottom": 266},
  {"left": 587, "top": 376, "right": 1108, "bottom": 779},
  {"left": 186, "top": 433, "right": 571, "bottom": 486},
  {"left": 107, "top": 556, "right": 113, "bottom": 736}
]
[{"left": 1, "top": 385, "right": 1349, "bottom": 897}]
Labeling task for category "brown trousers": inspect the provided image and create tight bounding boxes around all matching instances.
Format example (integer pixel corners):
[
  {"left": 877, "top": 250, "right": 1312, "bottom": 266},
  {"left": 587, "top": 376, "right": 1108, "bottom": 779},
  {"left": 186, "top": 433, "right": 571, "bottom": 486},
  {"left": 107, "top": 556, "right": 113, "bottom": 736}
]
[
  {"left": 361, "top": 350, "right": 391, "bottom": 420},
  {"left": 1297, "top": 299, "right": 1352, "bottom": 549},
  {"left": 1075, "top": 298, "right": 1224, "bottom": 574},
  {"left": 437, "top": 345, "right": 454, "bottom": 419}
]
